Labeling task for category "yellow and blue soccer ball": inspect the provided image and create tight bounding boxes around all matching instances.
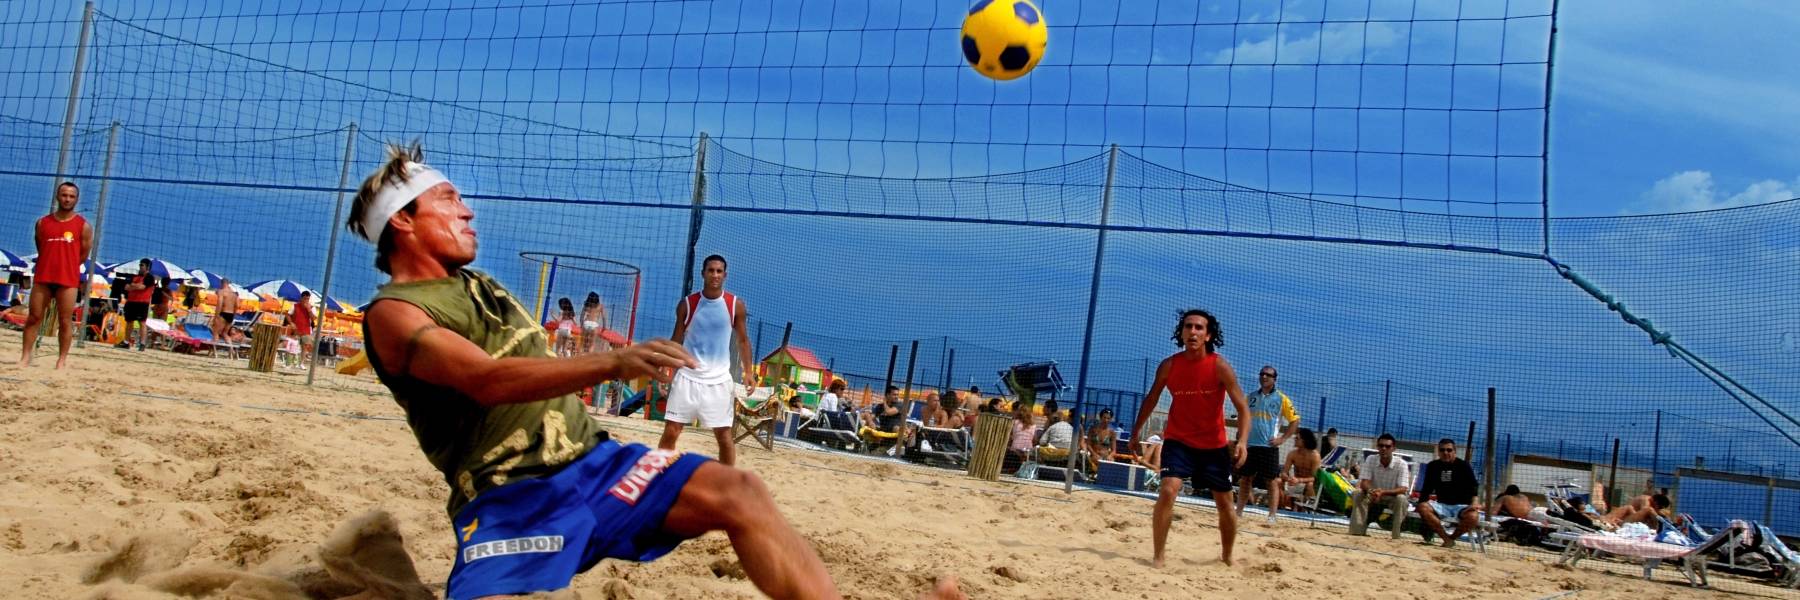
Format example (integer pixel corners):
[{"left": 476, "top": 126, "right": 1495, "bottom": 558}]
[{"left": 961, "top": 0, "right": 1048, "bottom": 81}]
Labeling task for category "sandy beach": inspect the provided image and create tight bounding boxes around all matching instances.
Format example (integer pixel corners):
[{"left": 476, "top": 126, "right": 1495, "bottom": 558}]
[{"left": 0, "top": 337, "right": 1749, "bottom": 599}]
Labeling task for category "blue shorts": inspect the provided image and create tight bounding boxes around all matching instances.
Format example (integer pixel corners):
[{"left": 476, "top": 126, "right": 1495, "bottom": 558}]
[
  {"left": 1429, "top": 502, "right": 1472, "bottom": 521},
  {"left": 447, "top": 441, "right": 710, "bottom": 599},
  {"left": 1160, "top": 439, "right": 1234, "bottom": 494}
]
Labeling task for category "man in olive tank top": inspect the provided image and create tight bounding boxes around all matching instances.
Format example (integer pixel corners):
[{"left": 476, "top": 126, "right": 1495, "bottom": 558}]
[{"left": 348, "top": 143, "right": 959, "bottom": 600}]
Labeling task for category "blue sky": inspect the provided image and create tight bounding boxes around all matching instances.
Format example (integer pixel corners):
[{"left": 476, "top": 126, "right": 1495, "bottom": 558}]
[{"left": 0, "top": 1, "right": 1795, "bottom": 494}]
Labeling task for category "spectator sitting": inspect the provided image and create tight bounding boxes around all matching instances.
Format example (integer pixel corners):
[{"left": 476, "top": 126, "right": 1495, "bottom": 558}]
[
  {"left": 983, "top": 397, "right": 1003, "bottom": 414},
  {"left": 818, "top": 379, "right": 845, "bottom": 413},
  {"left": 1083, "top": 408, "right": 1118, "bottom": 472},
  {"left": 938, "top": 391, "right": 964, "bottom": 429},
  {"left": 859, "top": 385, "right": 905, "bottom": 452},
  {"left": 1278, "top": 428, "right": 1322, "bottom": 510},
  {"left": 1417, "top": 438, "right": 1482, "bottom": 548},
  {"left": 1004, "top": 400, "right": 1039, "bottom": 473},
  {"left": 1494, "top": 484, "right": 1535, "bottom": 519},
  {"left": 786, "top": 396, "right": 815, "bottom": 420},
  {"left": 1349, "top": 433, "right": 1413, "bottom": 539},
  {"left": 904, "top": 391, "right": 947, "bottom": 446},
  {"left": 1035, "top": 400, "right": 1074, "bottom": 465}
]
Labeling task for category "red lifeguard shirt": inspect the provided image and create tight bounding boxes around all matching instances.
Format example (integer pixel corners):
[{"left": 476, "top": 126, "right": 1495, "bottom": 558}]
[
  {"left": 126, "top": 274, "right": 156, "bottom": 304},
  {"left": 292, "top": 300, "right": 314, "bottom": 336},
  {"left": 32, "top": 213, "right": 86, "bottom": 288},
  {"left": 1163, "top": 351, "right": 1228, "bottom": 450}
]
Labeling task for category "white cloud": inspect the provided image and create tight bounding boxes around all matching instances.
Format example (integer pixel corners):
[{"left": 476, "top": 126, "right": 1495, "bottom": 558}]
[
  {"left": 1633, "top": 170, "right": 1800, "bottom": 214},
  {"left": 1559, "top": 40, "right": 1800, "bottom": 162},
  {"left": 1207, "top": 22, "right": 1403, "bottom": 65}
]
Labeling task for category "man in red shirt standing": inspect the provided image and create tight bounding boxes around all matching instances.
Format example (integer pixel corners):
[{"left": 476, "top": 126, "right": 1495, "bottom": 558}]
[
  {"left": 1130, "top": 309, "right": 1252, "bottom": 567},
  {"left": 289, "top": 290, "right": 316, "bottom": 366},
  {"left": 121, "top": 258, "right": 159, "bottom": 351},
  {"left": 19, "top": 182, "right": 93, "bottom": 369}
]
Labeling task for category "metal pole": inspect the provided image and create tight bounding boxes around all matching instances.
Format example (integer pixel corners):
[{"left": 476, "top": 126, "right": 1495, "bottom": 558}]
[
  {"left": 1380, "top": 379, "right": 1392, "bottom": 433},
  {"left": 74, "top": 121, "right": 119, "bottom": 350},
  {"left": 943, "top": 347, "right": 956, "bottom": 391},
  {"left": 1482, "top": 387, "right": 1497, "bottom": 523},
  {"left": 680, "top": 132, "right": 709, "bottom": 297},
  {"left": 539, "top": 257, "right": 560, "bottom": 324},
  {"left": 1766, "top": 477, "right": 1776, "bottom": 524},
  {"left": 884, "top": 344, "right": 898, "bottom": 391},
  {"left": 754, "top": 321, "right": 765, "bottom": 365},
  {"left": 52, "top": 1, "right": 95, "bottom": 197},
  {"left": 1463, "top": 420, "right": 1476, "bottom": 462},
  {"left": 1539, "top": 0, "right": 1561, "bottom": 256},
  {"left": 308, "top": 123, "right": 357, "bottom": 385},
  {"left": 1606, "top": 438, "right": 1621, "bottom": 508},
  {"left": 896, "top": 339, "right": 919, "bottom": 459},
  {"left": 1316, "top": 396, "right": 1327, "bottom": 431},
  {"left": 1069, "top": 144, "right": 1120, "bottom": 493},
  {"left": 1652, "top": 409, "right": 1662, "bottom": 479}
]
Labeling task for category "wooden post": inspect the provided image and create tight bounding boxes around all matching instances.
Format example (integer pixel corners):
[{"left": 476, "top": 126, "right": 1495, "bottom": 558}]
[
  {"left": 248, "top": 322, "right": 281, "bottom": 372},
  {"left": 968, "top": 413, "right": 1013, "bottom": 481}
]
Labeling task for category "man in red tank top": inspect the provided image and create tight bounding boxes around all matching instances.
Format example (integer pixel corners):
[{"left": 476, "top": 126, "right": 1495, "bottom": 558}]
[
  {"left": 19, "top": 182, "right": 93, "bottom": 369},
  {"left": 1129, "top": 309, "right": 1252, "bottom": 568}
]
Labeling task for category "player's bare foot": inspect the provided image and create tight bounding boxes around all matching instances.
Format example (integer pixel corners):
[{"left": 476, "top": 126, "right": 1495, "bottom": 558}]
[
  {"left": 920, "top": 575, "right": 964, "bottom": 600},
  {"left": 54, "top": 356, "right": 68, "bottom": 369},
  {"left": 1221, "top": 553, "right": 1233, "bottom": 566},
  {"left": 1441, "top": 538, "right": 1456, "bottom": 548},
  {"left": 1151, "top": 556, "right": 1165, "bottom": 569}
]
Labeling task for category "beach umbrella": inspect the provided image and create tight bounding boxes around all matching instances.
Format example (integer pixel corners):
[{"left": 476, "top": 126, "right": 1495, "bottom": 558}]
[
  {"left": 109, "top": 258, "right": 191, "bottom": 281},
  {"left": 79, "top": 260, "right": 111, "bottom": 278},
  {"left": 186, "top": 270, "right": 226, "bottom": 290},
  {"left": 245, "top": 279, "right": 315, "bottom": 302},
  {"left": 0, "top": 249, "right": 28, "bottom": 271},
  {"left": 322, "top": 295, "right": 358, "bottom": 313}
]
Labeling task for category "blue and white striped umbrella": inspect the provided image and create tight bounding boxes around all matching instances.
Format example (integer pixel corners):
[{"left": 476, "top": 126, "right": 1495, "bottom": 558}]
[
  {"left": 79, "top": 260, "right": 110, "bottom": 277},
  {"left": 186, "top": 270, "right": 227, "bottom": 290},
  {"left": 0, "top": 249, "right": 28, "bottom": 271},
  {"left": 108, "top": 258, "right": 192, "bottom": 281},
  {"left": 245, "top": 279, "right": 316, "bottom": 302}
]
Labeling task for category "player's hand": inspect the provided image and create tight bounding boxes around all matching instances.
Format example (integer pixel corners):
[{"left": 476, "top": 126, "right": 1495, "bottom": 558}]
[
  {"left": 613, "top": 339, "right": 695, "bottom": 383},
  {"left": 1233, "top": 441, "right": 1248, "bottom": 468}
]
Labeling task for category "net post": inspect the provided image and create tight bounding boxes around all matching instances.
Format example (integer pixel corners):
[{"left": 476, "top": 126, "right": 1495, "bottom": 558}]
[
  {"left": 1606, "top": 438, "right": 1621, "bottom": 508},
  {"left": 1380, "top": 379, "right": 1392, "bottom": 433},
  {"left": 1766, "top": 477, "right": 1776, "bottom": 524},
  {"left": 1316, "top": 396, "right": 1327, "bottom": 431},
  {"left": 52, "top": 1, "right": 94, "bottom": 200},
  {"left": 625, "top": 272, "right": 639, "bottom": 344},
  {"left": 681, "top": 132, "right": 709, "bottom": 297},
  {"left": 1482, "top": 387, "right": 1497, "bottom": 524},
  {"left": 942, "top": 347, "right": 955, "bottom": 391},
  {"left": 1540, "top": 0, "right": 1561, "bottom": 256},
  {"left": 308, "top": 122, "right": 357, "bottom": 386},
  {"left": 539, "top": 257, "right": 560, "bottom": 325},
  {"left": 74, "top": 121, "right": 119, "bottom": 350},
  {"left": 1069, "top": 144, "right": 1120, "bottom": 493},
  {"left": 1651, "top": 409, "right": 1662, "bottom": 483},
  {"left": 896, "top": 339, "right": 919, "bottom": 459}
]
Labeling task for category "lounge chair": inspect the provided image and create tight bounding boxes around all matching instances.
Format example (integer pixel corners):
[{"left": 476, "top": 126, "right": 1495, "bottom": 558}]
[
  {"left": 1559, "top": 519, "right": 1749, "bottom": 587},
  {"left": 798, "top": 410, "right": 862, "bottom": 451},
  {"left": 909, "top": 426, "right": 971, "bottom": 468}
]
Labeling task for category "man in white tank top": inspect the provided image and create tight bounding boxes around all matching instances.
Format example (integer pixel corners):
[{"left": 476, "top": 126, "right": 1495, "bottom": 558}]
[{"left": 657, "top": 254, "right": 756, "bottom": 466}]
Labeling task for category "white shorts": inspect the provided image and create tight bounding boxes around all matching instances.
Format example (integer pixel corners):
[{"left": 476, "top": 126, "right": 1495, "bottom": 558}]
[{"left": 665, "top": 370, "right": 734, "bottom": 429}]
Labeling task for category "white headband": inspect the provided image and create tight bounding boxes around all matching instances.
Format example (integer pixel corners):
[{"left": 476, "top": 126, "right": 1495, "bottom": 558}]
[{"left": 357, "top": 162, "right": 450, "bottom": 243}]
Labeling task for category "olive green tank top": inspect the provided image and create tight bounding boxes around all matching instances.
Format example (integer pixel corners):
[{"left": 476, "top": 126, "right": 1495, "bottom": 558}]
[{"left": 364, "top": 269, "right": 603, "bottom": 516}]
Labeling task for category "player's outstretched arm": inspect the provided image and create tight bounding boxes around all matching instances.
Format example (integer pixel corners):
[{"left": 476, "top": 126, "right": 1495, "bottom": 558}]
[{"left": 368, "top": 299, "right": 696, "bottom": 407}]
